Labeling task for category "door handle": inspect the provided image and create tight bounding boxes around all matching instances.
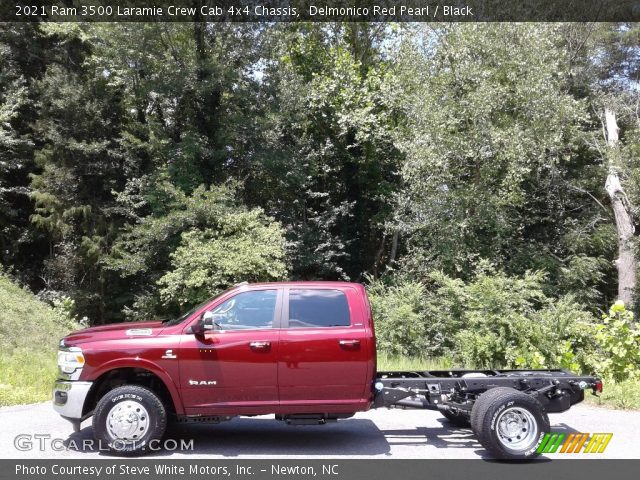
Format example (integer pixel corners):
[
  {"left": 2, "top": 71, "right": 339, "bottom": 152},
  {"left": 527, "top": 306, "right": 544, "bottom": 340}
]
[
  {"left": 339, "top": 339, "right": 360, "bottom": 348},
  {"left": 249, "top": 341, "right": 271, "bottom": 350}
]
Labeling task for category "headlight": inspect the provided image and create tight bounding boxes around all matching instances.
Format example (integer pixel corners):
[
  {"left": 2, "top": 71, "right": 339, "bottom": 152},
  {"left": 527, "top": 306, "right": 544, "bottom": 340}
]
[{"left": 57, "top": 347, "right": 85, "bottom": 374}]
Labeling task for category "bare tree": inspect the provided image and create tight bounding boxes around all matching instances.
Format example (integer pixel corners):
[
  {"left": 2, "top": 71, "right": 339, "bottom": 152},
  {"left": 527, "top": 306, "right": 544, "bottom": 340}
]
[{"left": 604, "top": 107, "right": 636, "bottom": 306}]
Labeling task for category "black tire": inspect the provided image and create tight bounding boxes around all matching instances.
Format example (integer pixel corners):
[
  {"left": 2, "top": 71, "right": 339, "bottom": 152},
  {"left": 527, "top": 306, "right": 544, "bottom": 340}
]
[
  {"left": 92, "top": 385, "right": 167, "bottom": 456},
  {"left": 441, "top": 409, "right": 471, "bottom": 428},
  {"left": 470, "top": 387, "right": 549, "bottom": 460}
]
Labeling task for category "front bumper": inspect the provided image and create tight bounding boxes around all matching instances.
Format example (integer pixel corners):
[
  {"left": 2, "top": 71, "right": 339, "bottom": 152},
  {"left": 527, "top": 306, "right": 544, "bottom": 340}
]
[{"left": 52, "top": 380, "right": 92, "bottom": 420}]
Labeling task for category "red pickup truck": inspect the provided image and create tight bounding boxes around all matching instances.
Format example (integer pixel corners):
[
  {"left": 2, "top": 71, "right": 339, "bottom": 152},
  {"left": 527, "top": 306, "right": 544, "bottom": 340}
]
[{"left": 54, "top": 281, "right": 601, "bottom": 459}]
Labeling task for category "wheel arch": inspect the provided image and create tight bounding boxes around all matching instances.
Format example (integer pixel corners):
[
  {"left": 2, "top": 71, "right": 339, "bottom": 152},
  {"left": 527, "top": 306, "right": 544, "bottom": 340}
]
[{"left": 83, "top": 363, "right": 184, "bottom": 417}]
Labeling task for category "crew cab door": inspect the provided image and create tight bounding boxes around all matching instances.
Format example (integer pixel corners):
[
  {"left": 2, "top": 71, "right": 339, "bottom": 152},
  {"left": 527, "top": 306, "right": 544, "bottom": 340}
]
[
  {"left": 179, "top": 288, "right": 282, "bottom": 414},
  {"left": 277, "top": 287, "right": 371, "bottom": 409}
]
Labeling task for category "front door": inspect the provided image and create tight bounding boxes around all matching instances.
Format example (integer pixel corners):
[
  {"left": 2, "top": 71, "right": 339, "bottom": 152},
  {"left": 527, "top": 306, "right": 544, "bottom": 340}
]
[{"left": 179, "top": 288, "right": 282, "bottom": 415}]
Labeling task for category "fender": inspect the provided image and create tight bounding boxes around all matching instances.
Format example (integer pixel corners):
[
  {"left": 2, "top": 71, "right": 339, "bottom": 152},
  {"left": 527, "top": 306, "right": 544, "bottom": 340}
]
[{"left": 87, "top": 357, "right": 185, "bottom": 415}]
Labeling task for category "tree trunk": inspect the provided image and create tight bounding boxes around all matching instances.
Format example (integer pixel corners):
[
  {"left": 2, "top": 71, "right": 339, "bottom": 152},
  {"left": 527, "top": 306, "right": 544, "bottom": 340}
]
[
  {"left": 389, "top": 229, "right": 399, "bottom": 265},
  {"left": 372, "top": 233, "right": 386, "bottom": 279},
  {"left": 604, "top": 107, "right": 636, "bottom": 306}
]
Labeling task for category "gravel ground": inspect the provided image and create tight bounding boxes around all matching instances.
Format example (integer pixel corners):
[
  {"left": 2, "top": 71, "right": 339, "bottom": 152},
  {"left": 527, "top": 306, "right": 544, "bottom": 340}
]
[{"left": 0, "top": 402, "right": 637, "bottom": 459}]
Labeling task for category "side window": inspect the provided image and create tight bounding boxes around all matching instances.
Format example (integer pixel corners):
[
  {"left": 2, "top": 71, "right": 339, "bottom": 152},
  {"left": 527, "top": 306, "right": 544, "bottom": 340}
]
[
  {"left": 204, "top": 290, "right": 277, "bottom": 330},
  {"left": 288, "top": 289, "right": 350, "bottom": 328}
]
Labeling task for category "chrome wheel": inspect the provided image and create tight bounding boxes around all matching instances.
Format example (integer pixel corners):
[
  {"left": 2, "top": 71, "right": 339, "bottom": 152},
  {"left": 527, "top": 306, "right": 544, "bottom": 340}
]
[
  {"left": 106, "top": 400, "right": 149, "bottom": 442},
  {"left": 495, "top": 407, "right": 538, "bottom": 451}
]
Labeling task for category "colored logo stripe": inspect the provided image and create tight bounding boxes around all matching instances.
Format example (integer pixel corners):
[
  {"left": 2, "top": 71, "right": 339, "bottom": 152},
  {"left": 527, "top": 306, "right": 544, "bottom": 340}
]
[
  {"left": 548, "top": 433, "right": 565, "bottom": 453},
  {"left": 537, "top": 433, "right": 565, "bottom": 453},
  {"left": 537, "top": 433, "right": 612, "bottom": 454},
  {"left": 584, "top": 433, "right": 613, "bottom": 453},
  {"left": 560, "top": 433, "right": 575, "bottom": 453},
  {"left": 571, "top": 433, "right": 589, "bottom": 453},
  {"left": 597, "top": 434, "right": 613, "bottom": 453},
  {"left": 536, "top": 434, "right": 551, "bottom": 454}
]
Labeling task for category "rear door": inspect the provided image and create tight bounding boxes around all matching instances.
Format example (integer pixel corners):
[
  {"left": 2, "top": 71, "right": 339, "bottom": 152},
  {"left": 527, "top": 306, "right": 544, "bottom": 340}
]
[{"left": 277, "top": 287, "right": 370, "bottom": 409}]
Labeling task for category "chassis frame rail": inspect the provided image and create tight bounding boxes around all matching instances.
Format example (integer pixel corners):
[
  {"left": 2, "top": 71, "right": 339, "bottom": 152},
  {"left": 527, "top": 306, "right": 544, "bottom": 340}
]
[{"left": 373, "top": 369, "right": 601, "bottom": 414}]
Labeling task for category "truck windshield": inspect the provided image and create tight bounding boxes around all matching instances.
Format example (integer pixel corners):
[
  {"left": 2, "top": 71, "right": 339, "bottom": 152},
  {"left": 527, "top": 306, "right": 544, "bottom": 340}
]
[
  {"left": 162, "top": 285, "right": 244, "bottom": 326},
  {"left": 162, "top": 293, "right": 224, "bottom": 326}
]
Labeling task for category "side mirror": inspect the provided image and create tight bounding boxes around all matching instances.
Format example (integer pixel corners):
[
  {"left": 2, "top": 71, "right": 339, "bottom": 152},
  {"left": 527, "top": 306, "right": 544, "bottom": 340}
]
[
  {"left": 189, "top": 321, "right": 205, "bottom": 336},
  {"left": 202, "top": 311, "right": 215, "bottom": 325},
  {"left": 191, "top": 311, "right": 221, "bottom": 336}
]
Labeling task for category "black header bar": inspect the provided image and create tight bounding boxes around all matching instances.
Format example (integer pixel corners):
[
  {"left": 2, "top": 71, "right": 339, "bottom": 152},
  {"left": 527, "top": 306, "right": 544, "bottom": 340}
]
[{"left": 3, "top": 0, "right": 640, "bottom": 22}]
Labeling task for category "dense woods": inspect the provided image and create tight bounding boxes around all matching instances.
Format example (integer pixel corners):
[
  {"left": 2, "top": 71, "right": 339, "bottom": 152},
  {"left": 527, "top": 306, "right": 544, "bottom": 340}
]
[{"left": 1, "top": 22, "right": 640, "bottom": 376}]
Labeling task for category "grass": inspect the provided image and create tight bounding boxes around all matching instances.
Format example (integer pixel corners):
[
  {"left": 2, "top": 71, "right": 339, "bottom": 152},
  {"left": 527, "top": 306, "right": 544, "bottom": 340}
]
[
  {"left": 584, "top": 379, "right": 640, "bottom": 410},
  {"left": 0, "top": 274, "right": 78, "bottom": 406},
  {"left": 0, "top": 350, "right": 60, "bottom": 406},
  {"left": 378, "top": 353, "right": 640, "bottom": 410},
  {"left": 377, "top": 352, "right": 458, "bottom": 371}
]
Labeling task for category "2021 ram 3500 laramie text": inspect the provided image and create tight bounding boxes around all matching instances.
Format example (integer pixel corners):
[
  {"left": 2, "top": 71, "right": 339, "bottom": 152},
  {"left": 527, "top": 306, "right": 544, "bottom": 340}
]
[{"left": 53, "top": 281, "right": 602, "bottom": 459}]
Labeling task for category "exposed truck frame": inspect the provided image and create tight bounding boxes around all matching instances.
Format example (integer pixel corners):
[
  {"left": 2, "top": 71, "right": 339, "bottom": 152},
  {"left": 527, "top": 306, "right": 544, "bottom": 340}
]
[
  {"left": 374, "top": 369, "right": 601, "bottom": 458},
  {"left": 57, "top": 366, "right": 601, "bottom": 460},
  {"left": 375, "top": 368, "right": 599, "bottom": 414}
]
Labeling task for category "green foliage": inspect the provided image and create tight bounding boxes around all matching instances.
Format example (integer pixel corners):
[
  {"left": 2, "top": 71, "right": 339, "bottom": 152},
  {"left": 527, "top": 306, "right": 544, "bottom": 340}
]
[
  {"left": 0, "top": 24, "right": 52, "bottom": 284},
  {"left": 0, "top": 19, "right": 638, "bottom": 366},
  {"left": 106, "top": 182, "right": 288, "bottom": 315},
  {"left": 51, "top": 295, "right": 88, "bottom": 331},
  {"left": 376, "top": 353, "right": 456, "bottom": 371},
  {"left": 250, "top": 24, "right": 402, "bottom": 280},
  {"left": 594, "top": 301, "right": 640, "bottom": 382},
  {"left": 372, "top": 270, "right": 639, "bottom": 382},
  {"left": 158, "top": 212, "right": 287, "bottom": 307},
  {"left": 0, "top": 273, "right": 80, "bottom": 405},
  {"left": 387, "top": 24, "right": 613, "bottom": 306},
  {"left": 451, "top": 269, "right": 550, "bottom": 369},
  {"left": 106, "top": 182, "right": 240, "bottom": 277},
  {"left": 528, "top": 300, "right": 598, "bottom": 372},
  {"left": 367, "top": 277, "right": 429, "bottom": 356},
  {"left": 369, "top": 267, "right": 599, "bottom": 372},
  {"left": 1, "top": 23, "right": 640, "bottom": 410},
  {"left": 586, "top": 378, "right": 640, "bottom": 410}
]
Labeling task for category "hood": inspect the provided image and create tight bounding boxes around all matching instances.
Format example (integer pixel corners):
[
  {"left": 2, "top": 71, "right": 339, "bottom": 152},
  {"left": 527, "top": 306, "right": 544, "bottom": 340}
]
[{"left": 62, "top": 320, "right": 166, "bottom": 347}]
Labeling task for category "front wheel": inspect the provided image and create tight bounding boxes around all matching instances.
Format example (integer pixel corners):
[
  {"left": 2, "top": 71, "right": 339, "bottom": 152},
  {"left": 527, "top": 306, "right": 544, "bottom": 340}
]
[
  {"left": 470, "top": 387, "right": 549, "bottom": 460},
  {"left": 92, "top": 385, "right": 167, "bottom": 456}
]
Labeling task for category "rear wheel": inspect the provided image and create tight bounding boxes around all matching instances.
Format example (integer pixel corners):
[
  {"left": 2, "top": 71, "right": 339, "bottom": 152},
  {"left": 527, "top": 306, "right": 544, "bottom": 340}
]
[
  {"left": 470, "top": 387, "right": 548, "bottom": 460},
  {"left": 441, "top": 409, "right": 471, "bottom": 428},
  {"left": 92, "top": 385, "right": 167, "bottom": 456}
]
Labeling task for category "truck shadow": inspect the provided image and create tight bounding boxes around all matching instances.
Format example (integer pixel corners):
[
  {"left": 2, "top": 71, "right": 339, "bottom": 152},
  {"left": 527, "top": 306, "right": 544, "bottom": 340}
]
[
  {"left": 382, "top": 422, "right": 489, "bottom": 458},
  {"left": 64, "top": 419, "right": 391, "bottom": 457},
  {"left": 62, "top": 416, "right": 496, "bottom": 458},
  {"left": 548, "top": 422, "right": 581, "bottom": 435}
]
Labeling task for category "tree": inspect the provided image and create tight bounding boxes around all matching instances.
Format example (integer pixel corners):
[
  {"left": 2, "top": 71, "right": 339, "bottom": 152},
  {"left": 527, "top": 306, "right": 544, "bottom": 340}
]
[
  {"left": 0, "top": 24, "right": 56, "bottom": 284},
  {"left": 158, "top": 211, "right": 287, "bottom": 307},
  {"left": 2, "top": 21, "right": 639, "bottom": 327},
  {"left": 88, "top": 22, "right": 266, "bottom": 192},
  {"left": 248, "top": 24, "right": 402, "bottom": 280},
  {"left": 386, "top": 24, "right": 616, "bottom": 306},
  {"left": 27, "top": 24, "right": 134, "bottom": 320},
  {"left": 21, "top": 22, "right": 276, "bottom": 320},
  {"left": 105, "top": 182, "right": 287, "bottom": 317},
  {"left": 604, "top": 107, "right": 636, "bottom": 305},
  {"left": 596, "top": 24, "right": 640, "bottom": 307},
  {"left": 564, "top": 23, "right": 640, "bottom": 307}
]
